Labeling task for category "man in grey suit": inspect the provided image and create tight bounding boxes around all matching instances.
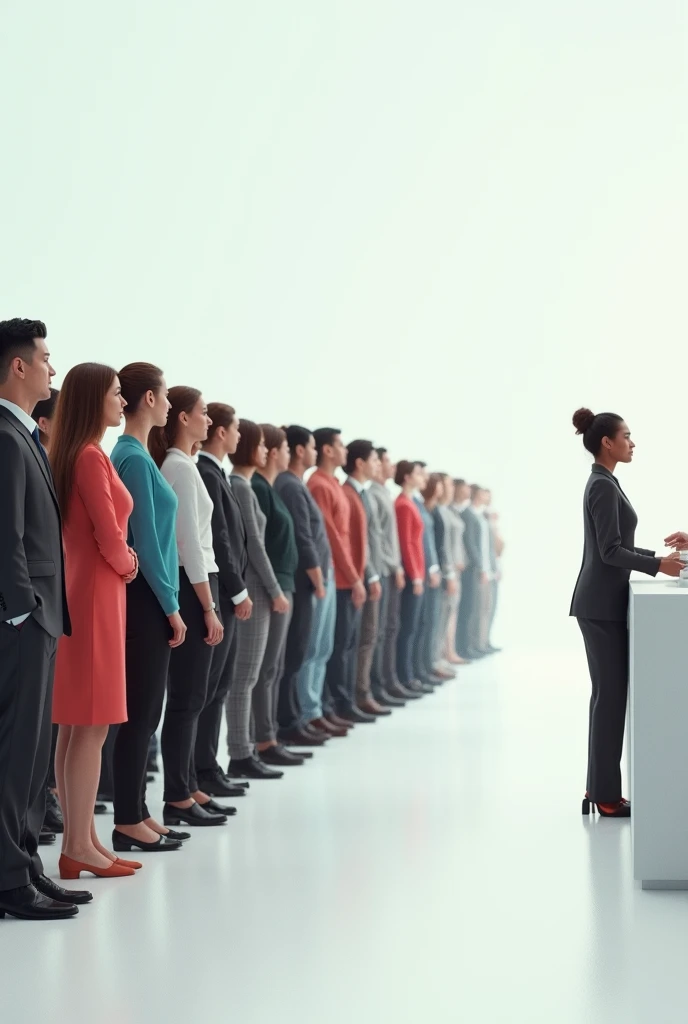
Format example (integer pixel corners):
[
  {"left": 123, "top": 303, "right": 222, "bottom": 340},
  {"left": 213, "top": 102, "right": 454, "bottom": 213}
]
[
  {"left": 456, "top": 484, "right": 485, "bottom": 660},
  {"left": 0, "top": 319, "right": 82, "bottom": 920}
]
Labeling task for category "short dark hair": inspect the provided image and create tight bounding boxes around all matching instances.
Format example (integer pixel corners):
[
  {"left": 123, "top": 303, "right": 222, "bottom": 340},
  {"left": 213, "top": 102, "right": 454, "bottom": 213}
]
[
  {"left": 572, "top": 408, "right": 624, "bottom": 457},
  {"left": 261, "top": 423, "right": 286, "bottom": 453},
  {"left": 376, "top": 447, "right": 388, "bottom": 460},
  {"left": 345, "top": 439, "right": 375, "bottom": 476},
  {"left": 470, "top": 483, "right": 482, "bottom": 500},
  {"left": 395, "top": 460, "right": 415, "bottom": 487},
  {"left": 284, "top": 424, "right": 312, "bottom": 454},
  {"left": 0, "top": 319, "right": 47, "bottom": 385},
  {"left": 415, "top": 460, "right": 427, "bottom": 469},
  {"left": 313, "top": 427, "right": 341, "bottom": 464},
  {"left": 230, "top": 418, "right": 263, "bottom": 468},
  {"left": 453, "top": 477, "right": 466, "bottom": 488},
  {"left": 32, "top": 387, "right": 60, "bottom": 426}
]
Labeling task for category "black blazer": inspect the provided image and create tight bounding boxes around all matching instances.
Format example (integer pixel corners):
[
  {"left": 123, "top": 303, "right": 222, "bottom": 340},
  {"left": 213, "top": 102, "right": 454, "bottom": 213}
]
[
  {"left": 570, "top": 464, "right": 660, "bottom": 622},
  {"left": 0, "top": 405, "right": 70, "bottom": 638},
  {"left": 197, "top": 455, "right": 248, "bottom": 607}
]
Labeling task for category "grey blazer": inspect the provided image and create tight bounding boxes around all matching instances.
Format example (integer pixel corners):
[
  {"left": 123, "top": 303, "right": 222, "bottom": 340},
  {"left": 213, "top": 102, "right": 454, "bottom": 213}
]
[
  {"left": 570, "top": 464, "right": 660, "bottom": 622},
  {"left": 0, "top": 405, "right": 70, "bottom": 638},
  {"left": 460, "top": 506, "right": 482, "bottom": 573},
  {"left": 369, "top": 481, "right": 401, "bottom": 576}
]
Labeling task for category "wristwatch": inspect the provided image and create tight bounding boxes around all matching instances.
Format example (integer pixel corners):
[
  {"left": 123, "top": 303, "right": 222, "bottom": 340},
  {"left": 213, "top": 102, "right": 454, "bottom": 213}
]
[{"left": 204, "top": 602, "right": 216, "bottom": 612}]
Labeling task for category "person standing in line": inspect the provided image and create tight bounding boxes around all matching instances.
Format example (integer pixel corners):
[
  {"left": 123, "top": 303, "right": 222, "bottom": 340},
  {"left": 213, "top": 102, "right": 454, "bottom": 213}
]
[
  {"left": 150, "top": 388, "right": 227, "bottom": 827},
  {"left": 429, "top": 474, "right": 457, "bottom": 680},
  {"left": 413, "top": 470, "right": 443, "bottom": 686},
  {"left": 275, "top": 426, "right": 340, "bottom": 745},
  {"left": 369, "top": 449, "right": 417, "bottom": 704},
  {"left": 251, "top": 425, "right": 304, "bottom": 767},
  {"left": 31, "top": 387, "right": 65, "bottom": 837},
  {"left": 447, "top": 479, "right": 470, "bottom": 665},
  {"left": 472, "top": 486, "right": 494, "bottom": 656},
  {"left": 456, "top": 484, "right": 485, "bottom": 661},
  {"left": 110, "top": 364, "right": 188, "bottom": 853},
  {"left": 345, "top": 440, "right": 388, "bottom": 717},
  {"left": 0, "top": 319, "right": 85, "bottom": 920},
  {"left": 193, "top": 403, "right": 253, "bottom": 799},
  {"left": 50, "top": 364, "right": 140, "bottom": 880},
  {"left": 395, "top": 461, "right": 430, "bottom": 695},
  {"left": 225, "top": 421, "right": 291, "bottom": 781},
  {"left": 308, "top": 428, "right": 368, "bottom": 728},
  {"left": 482, "top": 488, "right": 502, "bottom": 653},
  {"left": 570, "top": 408, "right": 680, "bottom": 818}
]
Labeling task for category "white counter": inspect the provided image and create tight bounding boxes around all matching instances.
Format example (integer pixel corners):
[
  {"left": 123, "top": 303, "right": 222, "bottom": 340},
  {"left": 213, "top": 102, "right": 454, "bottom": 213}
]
[{"left": 630, "top": 580, "right": 688, "bottom": 889}]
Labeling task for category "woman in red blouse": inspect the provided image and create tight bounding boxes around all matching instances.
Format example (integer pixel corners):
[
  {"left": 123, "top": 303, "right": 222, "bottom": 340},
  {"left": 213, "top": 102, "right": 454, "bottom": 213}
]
[
  {"left": 50, "top": 364, "right": 139, "bottom": 880},
  {"left": 394, "top": 461, "right": 427, "bottom": 690}
]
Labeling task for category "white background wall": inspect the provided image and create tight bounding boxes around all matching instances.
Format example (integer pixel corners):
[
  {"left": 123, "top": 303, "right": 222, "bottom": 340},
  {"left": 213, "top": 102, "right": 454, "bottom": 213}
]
[{"left": 2, "top": 2, "right": 687, "bottom": 648}]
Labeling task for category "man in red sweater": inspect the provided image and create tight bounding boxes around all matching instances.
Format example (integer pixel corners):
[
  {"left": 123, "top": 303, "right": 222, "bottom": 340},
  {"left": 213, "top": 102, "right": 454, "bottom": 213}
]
[{"left": 309, "top": 429, "right": 374, "bottom": 725}]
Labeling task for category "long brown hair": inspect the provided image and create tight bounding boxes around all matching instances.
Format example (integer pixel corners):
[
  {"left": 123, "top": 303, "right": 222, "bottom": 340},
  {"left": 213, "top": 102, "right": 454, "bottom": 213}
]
[
  {"left": 50, "top": 362, "right": 117, "bottom": 515},
  {"left": 148, "top": 386, "right": 201, "bottom": 467}
]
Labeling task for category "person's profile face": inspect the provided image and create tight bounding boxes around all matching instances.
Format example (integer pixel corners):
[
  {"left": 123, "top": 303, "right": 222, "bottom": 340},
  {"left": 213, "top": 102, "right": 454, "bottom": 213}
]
[
  {"left": 276, "top": 439, "right": 290, "bottom": 473},
  {"left": 254, "top": 435, "right": 268, "bottom": 469},
  {"left": 226, "top": 417, "right": 240, "bottom": 455},
  {"left": 303, "top": 435, "right": 317, "bottom": 469},
  {"left": 104, "top": 375, "right": 127, "bottom": 429},
  {"left": 361, "top": 450, "right": 379, "bottom": 482},
  {"left": 22, "top": 336, "right": 54, "bottom": 402},
  {"left": 333, "top": 435, "right": 347, "bottom": 468},
  {"left": 606, "top": 421, "right": 634, "bottom": 463},
  {"left": 151, "top": 377, "right": 171, "bottom": 427}
]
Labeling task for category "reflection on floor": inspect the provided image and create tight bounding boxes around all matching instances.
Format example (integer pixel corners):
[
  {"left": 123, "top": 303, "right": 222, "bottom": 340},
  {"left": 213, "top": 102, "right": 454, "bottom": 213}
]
[{"left": 2, "top": 648, "right": 688, "bottom": 1024}]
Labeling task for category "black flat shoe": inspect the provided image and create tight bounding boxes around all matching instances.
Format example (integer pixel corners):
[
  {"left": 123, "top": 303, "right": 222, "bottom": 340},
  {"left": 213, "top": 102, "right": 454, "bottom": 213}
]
[
  {"left": 260, "top": 745, "right": 305, "bottom": 767},
  {"left": 38, "top": 828, "right": 56, "bottom": 846},
  {"left": 163, "top": 803, "right": 227, "bottom": 826},
  {"left": 162, "top": 828, "right": 191, "bottom": 842},
  {"left": 228, "top": 755, "right": 284, "bottom": 780},
  {"left": 196, "top": 767, "right": 248, "bottom": 798},
  {"left": 33, "top": 874, "right": 93, "bottom": 905},
  {"left": 43, "top": 790, "right": 64, "bottom": 833},
  {"left": 112, "top": 829, "right": 182, "bottom": 852},
  {"left": 196, "top": 799, "right": 237, "bottom": 816},
  {"left": 0, "top": 884, "right": 79, "bottom": 920},
  {"left": 94, "top": 802, "right": 108, "bottom": 814}
]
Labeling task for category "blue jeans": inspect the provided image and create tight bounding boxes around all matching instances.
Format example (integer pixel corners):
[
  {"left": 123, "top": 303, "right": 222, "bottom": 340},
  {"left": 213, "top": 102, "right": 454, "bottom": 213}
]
[{"left": 297, "top": 573, "right": 336, "bottom": 724}]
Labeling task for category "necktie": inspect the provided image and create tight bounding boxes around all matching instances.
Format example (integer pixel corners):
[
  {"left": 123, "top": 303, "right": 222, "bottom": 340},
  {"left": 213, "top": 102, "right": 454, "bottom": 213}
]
[{"left": 31, "top": 426, "right": 51, "bottom": 472}]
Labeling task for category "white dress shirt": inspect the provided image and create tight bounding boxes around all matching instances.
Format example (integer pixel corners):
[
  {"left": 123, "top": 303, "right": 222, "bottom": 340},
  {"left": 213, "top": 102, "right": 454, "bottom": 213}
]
[
  {"left": 0, "top": 399, "right": 42, "bottom": 625},
  {"left": 197, "top": 451, "right": 248, "bottom": 605},
  {"left": 161, "top": 448, "right": 218, "bottom": 584}
]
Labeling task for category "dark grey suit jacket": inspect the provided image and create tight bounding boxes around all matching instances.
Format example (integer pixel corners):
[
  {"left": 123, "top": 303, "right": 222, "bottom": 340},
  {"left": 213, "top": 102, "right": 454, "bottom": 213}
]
[
  {"left": 570, "top": 464, "right": 660, "bottom": 622},
  {"left": 460, "top": 506, "right": 482, "bottom": 573},
  {"left": 0, "top": 405, "right": 70, "bottom": 638},
  {"left": 197, "top": 454, "right": 248, "bottom": 606}
]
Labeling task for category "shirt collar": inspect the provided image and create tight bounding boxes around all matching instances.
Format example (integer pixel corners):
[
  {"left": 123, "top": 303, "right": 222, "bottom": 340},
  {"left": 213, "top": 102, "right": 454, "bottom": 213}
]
[
  {"left": 199, "top": 450, "right": 226, "bottom": 472},
  {"left": 347, "top": 475, "right": 365, "bottom": 494},
  {"left": 0, "top": 398, "right": 38, "bottom": 435}
]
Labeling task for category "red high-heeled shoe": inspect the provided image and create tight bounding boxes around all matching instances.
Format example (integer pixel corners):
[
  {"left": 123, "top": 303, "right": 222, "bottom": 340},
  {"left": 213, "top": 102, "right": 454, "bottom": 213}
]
[
  {"left": 116, "top": 857, "right": 143, "bottom": 870},
  {"left": 59, "top": 854, "right": 135, "bottom": 879}
]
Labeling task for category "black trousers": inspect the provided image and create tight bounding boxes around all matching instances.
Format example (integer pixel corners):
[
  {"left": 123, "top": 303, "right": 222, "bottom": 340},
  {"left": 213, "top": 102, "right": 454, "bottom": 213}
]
[
  {"left": 456, "top": 567, "right": 479, "bottom": 656},
  {"left": 277, "top": 586, "right": 314, "bottom": 731},
  {"left": 162, "top": 571, "right": 220, "bottom": 802},
  {"left": 192, "top": 593, "right": 236, "bottom": 785},
  {"left": 415, "top": 583, "right": 440, "bottom": 679},
  {"left": 577, "top": 617, "right": 629, "bottom": 804},
  {"left": 0, "top": 618, "right": 56, "bottom": 891},
  {"left": 113, "top": 574, "right": 172, "bottom": 825},
  {"left": 46, "top": 724, "right": 58, "bottom": 791},
  {"left": 325, "top": 589, "right": 362, "bottom": 716},
  {"left": 397, "top": 582, "right": 423, "bottom": 684}
]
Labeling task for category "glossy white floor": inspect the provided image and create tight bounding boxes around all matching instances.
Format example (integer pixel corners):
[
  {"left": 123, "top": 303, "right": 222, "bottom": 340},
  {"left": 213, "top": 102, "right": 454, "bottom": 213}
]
[{"left": 3, "top": 647, "right": 688, "bottom": 1024}]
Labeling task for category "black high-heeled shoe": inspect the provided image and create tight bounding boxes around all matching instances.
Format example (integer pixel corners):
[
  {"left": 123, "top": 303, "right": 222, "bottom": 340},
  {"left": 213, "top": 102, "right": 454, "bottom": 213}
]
[
  {"left": 163, "top": 802, "right": 227, "bottom": 826},
  {"left": 112, "top": 829, "right": 182, "bottom": 852},
  {"left": 582, "top": 795, "right": 631, "bottom": 818}
]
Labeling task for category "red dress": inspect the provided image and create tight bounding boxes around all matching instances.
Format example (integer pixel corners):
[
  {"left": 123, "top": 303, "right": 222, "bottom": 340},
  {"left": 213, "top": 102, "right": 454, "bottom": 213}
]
[{"left": 53, "top": 444, "right": 136, "bottom": 726}]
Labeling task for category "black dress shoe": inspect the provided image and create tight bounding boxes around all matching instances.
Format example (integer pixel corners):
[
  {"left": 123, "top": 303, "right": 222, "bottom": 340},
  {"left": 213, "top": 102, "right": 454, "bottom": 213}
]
[
  {"left": 112, "top": 829, "right": 182, "bottom": 852},
  {"left": 163, "top": 828, "right": 191, "bottom": 842},
  {"left": 303, "top": 723, "right": 331, "bottom": 740},
  {"left": 375, "top": 690, "right": 407, "bottom": 707},
  {"left": 390, "top": 682, "right": 422, "bottom": 700},
  {"left": 94, "top": 803, "right": 108, "bottom": 814},
  {"left": 260, "top": 745, "right": 305, "bottom": 767},
  {"left": 197, "top": 799, "right": 237, "bottom": 816},
  {"left": 196, "top": 767, "right": 248, "bottom": 798},
  {"left": 342, "top": 707, "right": 377, "bottom": 723},
  {"left": 33, "top": 874, "right": 93, "bottom": 905},
  {"left": 162, "top": 802, "right": 227, "bottom": 826},
  {"left": 43, "top": 790, "right": 64, "bottom": 833},
  {"left": 0, "top": 884, "right": 78, "bottom": 920},
  {"left": 278, "top": 728, "right": 326, "bottom": 748},
  {"left": 228, "top": 755, "right": 284, "bottom": 780},
  {"left": 38, "top": 828, "right": 56, "bottom": 845}
]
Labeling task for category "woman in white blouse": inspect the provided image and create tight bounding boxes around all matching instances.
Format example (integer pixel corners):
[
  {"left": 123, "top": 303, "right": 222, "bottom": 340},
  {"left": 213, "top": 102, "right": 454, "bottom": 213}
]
[{"left": 149, "top": 387, "right": 229, "bottom": 827}]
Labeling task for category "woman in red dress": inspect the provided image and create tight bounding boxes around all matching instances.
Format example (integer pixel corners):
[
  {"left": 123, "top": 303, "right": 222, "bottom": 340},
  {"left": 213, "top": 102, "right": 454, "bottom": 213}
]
[{"left": 50, "top": 363, "right": 139, "bottom": 879}]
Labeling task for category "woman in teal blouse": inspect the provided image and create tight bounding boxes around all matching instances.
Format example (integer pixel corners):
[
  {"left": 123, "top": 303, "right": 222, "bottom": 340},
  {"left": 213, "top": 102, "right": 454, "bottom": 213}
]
[
  {"left": 251, "top": 425, "right": 300, "bottom": 767},
  {"left": 109, "top": 362, "right": 187, "bottom": 853}
]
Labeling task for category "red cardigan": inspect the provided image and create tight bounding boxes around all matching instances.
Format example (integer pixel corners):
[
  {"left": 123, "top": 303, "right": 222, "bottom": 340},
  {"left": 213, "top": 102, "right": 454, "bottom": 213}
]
[
  {"left": 395, "top": 493, "right": 425, "bottom": 583},
  {"left": 308, "top": 469, "right": 360, "bottom": 589}
]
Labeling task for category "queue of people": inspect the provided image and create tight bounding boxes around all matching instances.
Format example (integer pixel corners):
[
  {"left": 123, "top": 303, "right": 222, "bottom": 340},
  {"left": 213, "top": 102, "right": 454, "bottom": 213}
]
[{"left": 0, "top": 318, "right": 503, "bottom": 920}]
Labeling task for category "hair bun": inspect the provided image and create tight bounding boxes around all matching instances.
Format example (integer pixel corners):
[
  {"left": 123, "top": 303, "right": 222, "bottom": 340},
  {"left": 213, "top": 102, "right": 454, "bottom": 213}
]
[{"left": 572, "top": 407, "right": 595, "bottom": 435}]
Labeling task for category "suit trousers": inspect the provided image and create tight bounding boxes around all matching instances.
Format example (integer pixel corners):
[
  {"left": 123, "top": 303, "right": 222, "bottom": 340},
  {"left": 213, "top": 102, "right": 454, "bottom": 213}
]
[
  {"left": 162, "top": 571, "right": 219, "bottom": 803},
  {"left": 371, "top": 575, "right": 394, "bottom": 697},
  {"left": 225, "top": 578, "right": 271, "bottom": 760},
  {"left": 297, "top": 573, "right": 336, "bottom": 724},
  {"left": 191, "top": 593, "right": 236, "bottom": 784},
  {"left": 415, "top": 584, "right": 440, "bottom": 679},
  {"left": 325, "top": 589, "right": 363, "bottom": 716},
  {"left": 253, "top": 594, "right": 294, "bottom": 744},
  {"left": 478, "top": 579, "right": 494, "bottom": 651},
  {"left": 397, "top": 582, "right": 423, "bottom": 684},
  {"left": 278, "top": 587, "right": 315, "bottom": 731},
  {"left": 0, "top": 618, "right": 56, "bottom": 890},
  {"left": 456, "top": 568, "right": 479, "bottom": 656},
  {"left": 356, "top": 588, "right": 381, "bottom": 702},
  {"left": 434, "top": 581, "right": 453, "bottom": 664},
  {"left": 577, "top": 617, "right": 629, "bottom": 804}
]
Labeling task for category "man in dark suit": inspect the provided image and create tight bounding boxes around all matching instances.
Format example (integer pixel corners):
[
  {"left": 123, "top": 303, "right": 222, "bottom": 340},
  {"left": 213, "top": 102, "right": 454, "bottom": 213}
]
[
  {"left": 193, "top": 404, "right": 252, "bottom": 798},
  {"left": 0, "top": 318, "right": 90, "bottom": 920}
]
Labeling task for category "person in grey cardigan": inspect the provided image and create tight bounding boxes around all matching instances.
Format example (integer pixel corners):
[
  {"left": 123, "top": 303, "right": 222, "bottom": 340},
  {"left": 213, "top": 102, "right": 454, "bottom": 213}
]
[{"left": 224, "top": 420, "right": 290, "bottom": 781}]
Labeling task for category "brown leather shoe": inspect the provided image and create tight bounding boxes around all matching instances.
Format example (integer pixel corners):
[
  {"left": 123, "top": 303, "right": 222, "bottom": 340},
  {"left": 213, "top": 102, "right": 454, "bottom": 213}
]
[
  {"left": 310, "top": 717, "right": 349, "bottom": 738},
  {"left": 358, "top": 698, "right": 392, "bottom": 716},
  {"left": 325, "top": 712, "right": 354, "bottom": 729}
]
